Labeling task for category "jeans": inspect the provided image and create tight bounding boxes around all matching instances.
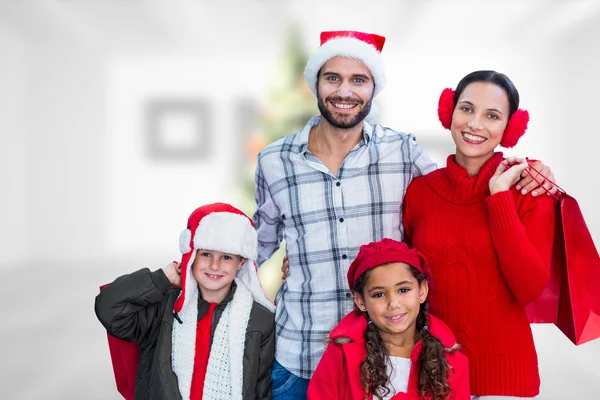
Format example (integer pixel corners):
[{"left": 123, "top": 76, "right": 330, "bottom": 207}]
[{"left": 271, "top": 359, "right": 310, "bottom": 400}]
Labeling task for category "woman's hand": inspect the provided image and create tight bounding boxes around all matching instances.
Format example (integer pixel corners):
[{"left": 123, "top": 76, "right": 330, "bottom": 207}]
[{"left": 489, "top": 157, "right": 530, "bottom": 195}]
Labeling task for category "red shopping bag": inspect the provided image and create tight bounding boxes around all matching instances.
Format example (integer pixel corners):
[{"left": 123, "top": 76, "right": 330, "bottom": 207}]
[
  {"left": 523, "top": 166, "right": 600, "bottom": 345},
  {"left": 100, "top": 284, "right": 140, "bottom": 400}
]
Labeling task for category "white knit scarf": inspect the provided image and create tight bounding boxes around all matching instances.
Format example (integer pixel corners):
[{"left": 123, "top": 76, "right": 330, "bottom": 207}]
[
  {"left": 202, "top": 280, "right": 253, "bottom": 400},
  {"left": 172, "top": 279, "right": 253, "bottom": 400}
]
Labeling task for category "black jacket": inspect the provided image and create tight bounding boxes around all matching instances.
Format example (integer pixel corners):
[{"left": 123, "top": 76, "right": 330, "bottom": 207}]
[{"left": 95, "top": 268, "right": 275, "bottom": 400}]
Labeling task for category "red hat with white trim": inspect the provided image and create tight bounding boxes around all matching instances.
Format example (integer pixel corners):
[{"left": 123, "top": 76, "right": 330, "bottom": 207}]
[
  {"left": 175, "top": 202, "right": 273, "bottom": 313},
  {"left": 304, "top": 30, "right": 387, "bottom": 98}
]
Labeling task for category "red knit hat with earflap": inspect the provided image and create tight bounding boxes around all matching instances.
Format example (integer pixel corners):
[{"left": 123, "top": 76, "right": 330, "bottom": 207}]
[{"left": 347, "top": 238, "right": 431, "bottom": 290}]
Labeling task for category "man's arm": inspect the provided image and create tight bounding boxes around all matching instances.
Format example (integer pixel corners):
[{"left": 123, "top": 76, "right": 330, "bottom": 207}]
[
  {"left": 253, "top": 157, "right": 284, "bottom": 267},
  {"left": 409, "top": 135, "right": 438, "bottom": 178}
]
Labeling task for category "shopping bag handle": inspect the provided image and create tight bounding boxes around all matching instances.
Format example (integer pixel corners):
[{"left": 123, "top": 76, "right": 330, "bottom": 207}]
[{"left": 525, "top": 158, "right": 566, "bottom": 201}]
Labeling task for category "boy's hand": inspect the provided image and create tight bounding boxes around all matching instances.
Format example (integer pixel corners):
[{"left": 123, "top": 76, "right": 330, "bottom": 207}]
[
  {"left": 163, "top": 262, "right": 182, "bottom": 288},
  {"left": 281, "top": 256, "right": 289, "bottom": 280}
]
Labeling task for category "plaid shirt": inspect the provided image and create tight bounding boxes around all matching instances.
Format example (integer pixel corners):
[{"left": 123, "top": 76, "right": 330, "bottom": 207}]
[{"left": 253, "top": 116, "right": 436, "bottom": 379}]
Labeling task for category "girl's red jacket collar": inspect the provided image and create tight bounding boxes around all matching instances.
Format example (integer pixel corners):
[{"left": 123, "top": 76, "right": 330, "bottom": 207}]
[{"left": 308, "top": 311, "right": 471, "bottom": 400}]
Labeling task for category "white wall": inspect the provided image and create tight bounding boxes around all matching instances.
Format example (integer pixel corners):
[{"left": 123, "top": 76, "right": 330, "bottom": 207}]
[
  {"left": 0, "top": 26, "right": 28, "bottom": 264},
  {"left": 1, "top": 1, "right": 599, "bottom": 399}
]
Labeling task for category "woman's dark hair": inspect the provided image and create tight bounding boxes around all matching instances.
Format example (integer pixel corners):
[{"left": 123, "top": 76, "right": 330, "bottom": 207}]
[
  {"left": 353, "top": 266, "right": 457, "bottom": 400},
  {"left": 454, "top": 70, "right": 520, "bottom": 117}
]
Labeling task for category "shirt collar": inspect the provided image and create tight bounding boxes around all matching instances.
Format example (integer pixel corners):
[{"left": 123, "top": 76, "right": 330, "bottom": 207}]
[{"left": 296, "top": 115, "right": 374, "bottom": 154}]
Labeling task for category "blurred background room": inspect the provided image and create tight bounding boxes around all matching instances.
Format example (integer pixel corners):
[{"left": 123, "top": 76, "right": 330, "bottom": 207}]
[{"left": 1, "top": 0, "right": 599, "bottom": 398}]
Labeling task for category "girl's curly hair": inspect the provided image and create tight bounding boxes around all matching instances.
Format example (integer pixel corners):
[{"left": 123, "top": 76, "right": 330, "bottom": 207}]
[{"left": 353, "top": 266, "right": 458, "bottom": 400}]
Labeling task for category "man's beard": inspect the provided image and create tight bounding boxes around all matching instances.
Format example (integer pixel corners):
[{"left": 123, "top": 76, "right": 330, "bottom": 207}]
[{"left": 317, "top": 94, "right": 373, "bottom": 129}]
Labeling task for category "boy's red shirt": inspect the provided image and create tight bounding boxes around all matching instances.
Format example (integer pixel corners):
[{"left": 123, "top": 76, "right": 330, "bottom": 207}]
[{"left": 190, "top": 302, "right": 218, "bottom": 399}]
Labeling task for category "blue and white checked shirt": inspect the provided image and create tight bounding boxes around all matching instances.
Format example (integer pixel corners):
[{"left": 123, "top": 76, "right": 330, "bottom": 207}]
[{"left": 253, "top": 116, "right": 436, "bottom": 379}]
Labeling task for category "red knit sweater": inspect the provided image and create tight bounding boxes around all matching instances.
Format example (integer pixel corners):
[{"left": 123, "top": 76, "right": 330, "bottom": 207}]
[{"left": 403, "top": 153, "right": 555, "bottom": 397}]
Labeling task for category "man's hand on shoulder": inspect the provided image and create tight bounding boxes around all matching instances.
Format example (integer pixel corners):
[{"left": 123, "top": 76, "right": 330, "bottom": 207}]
[{"left": 515, "top": 159, "right": 558, "bottom": 197}]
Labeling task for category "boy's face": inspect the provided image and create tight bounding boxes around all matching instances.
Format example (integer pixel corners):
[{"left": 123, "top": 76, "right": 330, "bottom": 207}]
[{"left": 192, "top": 249, "right": 245, "bottom": 301}]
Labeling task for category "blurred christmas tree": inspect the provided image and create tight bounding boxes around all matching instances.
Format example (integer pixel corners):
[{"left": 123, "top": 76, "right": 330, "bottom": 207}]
[{"left": 240, "top": 24, "right": 317, "bottom": 300}]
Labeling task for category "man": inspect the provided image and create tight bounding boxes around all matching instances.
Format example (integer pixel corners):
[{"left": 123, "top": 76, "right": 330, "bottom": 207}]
[{"left": 253, "top": 30, "right": 553, "bottom": 399}]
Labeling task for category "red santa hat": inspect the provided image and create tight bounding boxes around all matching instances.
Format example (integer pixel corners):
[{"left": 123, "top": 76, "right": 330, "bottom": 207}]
[
  {"left": 171, "top": 203, "right": 274, "bottom": 399},
  {"left": 304, "top": 30, "right": 387, "bottom": 98}
]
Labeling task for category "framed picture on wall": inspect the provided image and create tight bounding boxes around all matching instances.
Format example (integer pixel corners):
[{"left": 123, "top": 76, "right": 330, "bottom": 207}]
[{"left": 146, "top": 99, "right": 212, "bottom": 160}]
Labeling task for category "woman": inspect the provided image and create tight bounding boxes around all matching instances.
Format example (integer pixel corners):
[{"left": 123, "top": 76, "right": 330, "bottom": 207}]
[{"left": 403, "top": 70, "right": 556, "bottom": 399}]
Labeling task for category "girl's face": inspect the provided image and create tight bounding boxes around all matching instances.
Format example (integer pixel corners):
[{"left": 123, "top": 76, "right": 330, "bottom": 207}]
[
  {"left": 354, "top": 262, "right": 428, "bottom": 342},
  {"left": 451, "top": 81, "right": 510, "bottom": 163}
]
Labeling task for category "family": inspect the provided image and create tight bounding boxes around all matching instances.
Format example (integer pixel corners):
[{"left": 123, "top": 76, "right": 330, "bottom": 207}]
[{"left": 96, "top": 31, "right": 559, "bottom": 400}]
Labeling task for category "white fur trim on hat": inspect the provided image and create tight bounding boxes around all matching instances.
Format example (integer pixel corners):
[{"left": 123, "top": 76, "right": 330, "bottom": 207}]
[
  {"left": 194, "top": 212, "right": 258, "bottom": 261},
  {"left": 237, "top": 259, "right": 275, "bottom": 312},
  {"left": 179, "top": 228, "right": 192, "bottom": 254},
  {"left": 304, "top": 37, "right": 386, "bottom": 98}
]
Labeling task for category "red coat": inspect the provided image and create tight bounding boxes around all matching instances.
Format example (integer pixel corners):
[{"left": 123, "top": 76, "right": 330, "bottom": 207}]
[{"left": 308, "top": 311, "right": 470, "bottom": 400}]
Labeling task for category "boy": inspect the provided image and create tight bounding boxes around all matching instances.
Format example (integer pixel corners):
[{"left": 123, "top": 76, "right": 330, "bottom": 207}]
[{"left": 95, "top": 203, "right": 275, "bottom": 400}]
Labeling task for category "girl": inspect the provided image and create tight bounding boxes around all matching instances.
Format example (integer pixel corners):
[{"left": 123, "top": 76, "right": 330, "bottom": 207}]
[
  {"left": 403, "top": 70, "right": 556, "bottom": 399},
  {"left": 308, "top": 239, "right": 470, "bottom": 400}
]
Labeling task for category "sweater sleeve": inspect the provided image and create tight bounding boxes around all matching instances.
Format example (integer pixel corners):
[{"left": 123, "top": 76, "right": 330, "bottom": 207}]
[
  {"left": 95, "top": 268, "right": 173, "bottom": 344},
  {"left": 485, "top": 190, "right": 556, "bottom": 305},
  {"left": 307, "top": 342, "right": 344, "bottom": 400}
]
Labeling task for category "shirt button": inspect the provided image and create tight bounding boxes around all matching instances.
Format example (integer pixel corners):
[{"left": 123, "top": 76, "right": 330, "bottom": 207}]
[
  {"left": 346, "top": 292, "right": 352, "bottom": 298},
  {"left": 336, "top": 182, "right": 341, "bottom": 187},
  {"left": 339, "top": 218, "right": 344, "bottom": 223},
  {"left": 342, "top": 254, "right": 347, "bottom": 260}
]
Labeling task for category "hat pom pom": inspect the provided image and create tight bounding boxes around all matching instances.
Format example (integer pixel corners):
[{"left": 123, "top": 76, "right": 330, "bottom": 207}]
[
  {"left": 438, "top": 88, "right": 455, "bottom": 130},
  {"left": 179, "top": 228, "right": 192, "bottom": 254},
  {"left": 500, "top": 109, "right": 529, "bottom": 148}
]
